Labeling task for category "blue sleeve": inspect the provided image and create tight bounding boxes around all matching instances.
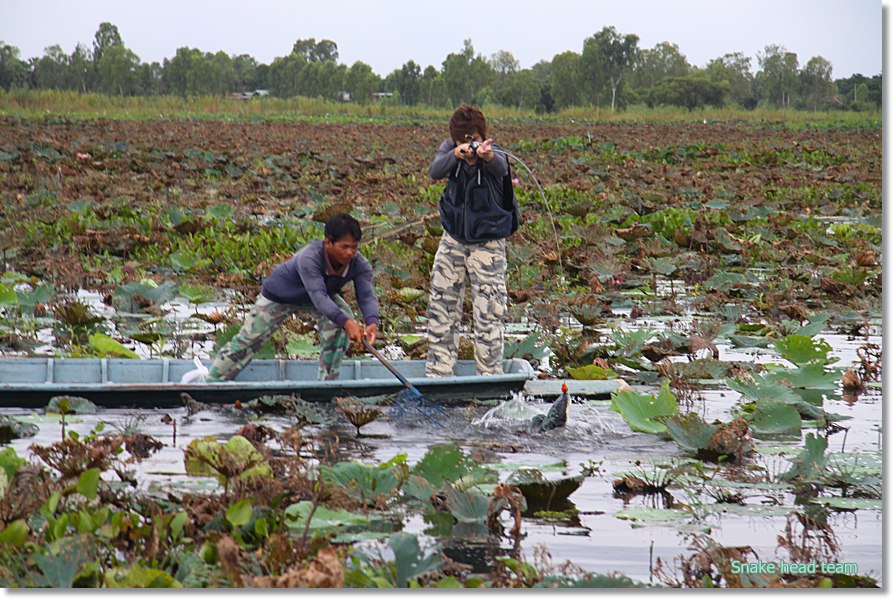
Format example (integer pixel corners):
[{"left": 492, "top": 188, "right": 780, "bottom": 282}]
[
  {"left": 429, "top": 139, "right": 458, "bottom": 180},
  {"left": 296, "top": 250, "right": 350, "bottom": 328},
  {"left": 353, "top": 259, "right": 379, "bottom": 325}
]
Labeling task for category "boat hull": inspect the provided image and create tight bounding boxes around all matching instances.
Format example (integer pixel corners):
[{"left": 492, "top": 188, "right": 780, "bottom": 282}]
[{"left": 0, "top": 357, "right": 535, "bottom": 408}]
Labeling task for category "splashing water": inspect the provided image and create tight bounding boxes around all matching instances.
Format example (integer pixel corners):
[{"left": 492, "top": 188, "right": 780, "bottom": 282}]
[{"left": 472, "top": 392, "right": 621, "bottom": 439}]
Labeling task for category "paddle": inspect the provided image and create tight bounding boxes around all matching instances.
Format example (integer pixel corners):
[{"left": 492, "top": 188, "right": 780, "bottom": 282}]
[{"left": 361, "top": 338, "right": 446, "bottom": 427}]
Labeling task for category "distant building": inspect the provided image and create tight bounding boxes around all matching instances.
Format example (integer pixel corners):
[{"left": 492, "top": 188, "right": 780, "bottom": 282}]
[{"left": 234, "top": 89, "right": 270, "bottom": 100}]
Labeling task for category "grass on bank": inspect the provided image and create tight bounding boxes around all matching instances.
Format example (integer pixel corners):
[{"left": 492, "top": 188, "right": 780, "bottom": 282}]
[{"left": 0, "top": 90, "right": 881, "bottom": 129}]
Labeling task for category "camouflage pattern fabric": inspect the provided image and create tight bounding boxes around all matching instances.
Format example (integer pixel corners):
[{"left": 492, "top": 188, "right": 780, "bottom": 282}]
[
  {"left": 425, "top": 233, "right": 507, "bottom": 377},
  {"left": 208, "top": 293, "right": 354, "bottom": 382}
]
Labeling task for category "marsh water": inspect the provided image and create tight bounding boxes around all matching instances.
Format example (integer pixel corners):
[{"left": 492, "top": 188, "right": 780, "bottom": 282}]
[{"left": 1, "top": 323, "right": 882, "bottom": 585}]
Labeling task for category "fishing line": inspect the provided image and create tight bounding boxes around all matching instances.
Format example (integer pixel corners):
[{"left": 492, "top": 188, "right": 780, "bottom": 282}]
[{"left": 489, "top": 147, "right": 566, "bottom": 279}]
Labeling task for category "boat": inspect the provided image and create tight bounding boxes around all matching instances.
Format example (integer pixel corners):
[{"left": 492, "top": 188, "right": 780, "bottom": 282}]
[{"left": 0, "top": 357, "right": 537, "bottom": 409}]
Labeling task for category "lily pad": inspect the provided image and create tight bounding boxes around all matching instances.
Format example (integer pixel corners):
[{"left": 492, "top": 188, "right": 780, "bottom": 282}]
[
  {"left": 773, "top": 334, "right": 833, "bottom": 366},
  {"left": 284, "top": 500, "right": 371, "bottom": 530},
  {"left": 183, "top": 435, "right": 273, "bottom": 484},
  {"left": 567, "top": 364, "right": 618, "bottom": 380},
  {"left": 0, "top": 416, "right": 39, "bottom": 443},
  {"left": 749, "top": 400, "right": 802, "bottom": 436},
  {"left": 614, "top": 507, "right": 690, "bottom": 523},
  {"left": 506, "top": 469, "right": 583, "bottom": 509},
  {"left": 809, "top": 497, "right": 882, "bottom": 511},
  {"left": 610, "top": 380, "right": 678, "bottom": 434},
  {"left": 320, "top": 461, "right": 403, "bottom": 506}
]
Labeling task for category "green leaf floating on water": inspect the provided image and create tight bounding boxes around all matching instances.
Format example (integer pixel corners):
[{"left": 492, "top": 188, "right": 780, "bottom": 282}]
[
  {"left": 566, "top": 364, "right": 618, "bottom": 380},
  {"left": 614, "top": 507, "right": 690, "bottom": 523},
  {"left": 48, "top": 395, "right": 97, "bottom": 415},
  {"left": 749, "top": 400, "right": 803, "bottom": 436},
  {"left": 764, "top": 362, "right": 840, "bottom": 390},
  {"left": 664, "top": 413, "right": 718, "bottom": 454},
  {"left": 183, "top": 435, "right": 273, "bottom": 484},
  {"left": 728, "top": 334, "right": 773, "bottom": 349},
  {"left": 89, "top": 333, "right": 140, "bottom": 359},
  {"left": 610, "top": 380, "right": 678, "bottom": 434},
  {"left": 320, "top": 461, "right": 402, "bottom": 506},
  {"left": 774, "top": 334, "right": 833, "bottom": 366},
  {"left": 0, "top": 416, "right": 39, "bottom": 443},
  {"left": 809, "top": 497, "right": 883, "bottom": 511},
  {"left": 411, "top": 444, "right": 481, "bottom": 486},
  {"left": 506, "top": 468, "right": 583, "bottom": 509},
  {"left": 284, "top": 501, "right": 370, "bottom": 530},
  {"left": 445, "top": 486, "right": 491, "bottom": 523}
]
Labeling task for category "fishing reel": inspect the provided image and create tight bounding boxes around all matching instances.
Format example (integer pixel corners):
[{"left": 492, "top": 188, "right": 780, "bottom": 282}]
[{"left": 462, "top": 135, "right": 482, "bottom": 158}]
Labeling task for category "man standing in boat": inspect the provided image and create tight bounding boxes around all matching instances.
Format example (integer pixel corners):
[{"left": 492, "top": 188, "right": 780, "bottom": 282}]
[
  {"left": 425, "top": 104, "right": 519, "bottom": 378},
  {"left": 208, "top": 213, "right": 379, "bottom": 382}
]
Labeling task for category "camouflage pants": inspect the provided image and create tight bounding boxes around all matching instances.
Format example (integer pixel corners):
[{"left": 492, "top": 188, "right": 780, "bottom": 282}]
[
  {"left": 425, "top": 233, "right": 507, "bottom": 377},
  {"left": 208, "top": 293, "right": 353, "bottom": 382}
]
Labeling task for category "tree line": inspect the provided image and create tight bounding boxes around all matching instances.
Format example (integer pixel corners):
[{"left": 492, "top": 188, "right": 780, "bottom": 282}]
[{"left": 0, "top": 22, "right": 882, "bottom": 112}]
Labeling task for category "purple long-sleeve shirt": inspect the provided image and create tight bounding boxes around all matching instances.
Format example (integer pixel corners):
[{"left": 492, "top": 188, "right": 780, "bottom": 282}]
[{"left": 261, "top": 240, "right": 379, "bottom": 328}]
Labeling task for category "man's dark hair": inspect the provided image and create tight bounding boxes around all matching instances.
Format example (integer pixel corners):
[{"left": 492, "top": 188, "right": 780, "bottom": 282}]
[
  {"left": 448, "top": 104, "right": 487, "bottom": 143},
  {"left": 325, "top": 213, "right": 362, "bottom": 242}
]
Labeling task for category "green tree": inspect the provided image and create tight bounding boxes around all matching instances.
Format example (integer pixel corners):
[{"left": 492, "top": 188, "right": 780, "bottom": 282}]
[
  {"left": 630, "top": 41, "right": 690, "bottom": 91},
  {"left": 232, "top": 54, "right": 259, "bottom": 91},
  {"left": 385, "top": 60, "right": 422, "bottom": 105},
  {"left": 651, "top": 72, "right": 729, "bottom": 110},
  {"left": 705, "top": 52, "right": 755, "bottom": 108},
  {"left": 139, "top": 62, "right": 162, "bottom": 95},
  {"left": 344, "top": 61, "right": 378, "bottom": 103},
  {"left": 268, "top": 52, "right": 307, "bottom": 97},
  {"left": 92, "top": 22, "right": 123, "bottom": 66},
  {"left": 757, "top": 44, "right": 799, "bottom": 108},
  {"left": 496, "top": 69, "right": 540, "bottom": 110},
  {"left": 549, "top": 51, "right": 583, "bottom": 109},
  {"left": 165, "top": 47, "right": 203, "bottom": 96},
  {"left": 96, "top": 44, "right": 141, "bottom": 95},
  {"left": 0, "top": 42, "right": 29, "bottom": 90},
  {"left": 581, "top": 26, "right": 639, "bottom": 112},
  {"left": 420, "top": 65, "right": 447, "bottom": 107},
  {"left": 69, "top": 43, "right": 93, "bottom": 93},
  {"left": 291, "top": 38, "right": 339, "bottom": 63},
  {"left": 441, "top": 39, "right": 493, "bottom": 106},
  {"left": 32, "top": 45, "right": 70, "bottom": 90},
  {"left": 800, "top": 56, "right": 834, "bottom": 113}
]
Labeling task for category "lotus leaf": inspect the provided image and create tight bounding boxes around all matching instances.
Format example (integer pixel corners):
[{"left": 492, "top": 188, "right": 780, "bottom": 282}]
[
  {"left": 320, "top": 461, "right": 402, "bottom": 506},
  {"left": 809, "top": 497, "right": 882, "bottom": 511},
  {"left": 389, "top": 532, "right": 444, "bottom": 588},
  {"left": 610, "top": 380, "right": 678, "bottom": 434},
  {"left": 725, "top": 375, "right": 800, "bottom": 404},
  {"left": 728, "top": 334, "right": 773, "bottom": 349},
  {"left": 764, "top": 362, "right": 840, "bottom": 389},
  {"left": 88, "top": 333, "right": 140, "bottom": 359},
  {"left": 781, "top": 433, "right": 827, "bottom": 482},
  {"left": 773, "top": 334, "right": 834, "bottom": 366},
  {"left": 445, "top": 486, "right": 491, "bottom": 523},
  {"left": 614, "top": 507, "right": 690, "bottom": 523},
  {"left": 0, "top": 416, "right": 39, "bottom": 443},
  {"left": 48, "top": 395, "right": 97, "bottom": 415},
  {"left": 535, "top": 573, "right": 645, "bottom": 588},
  {"left": 566, "top": 364, "right": 618, "bottom": 380},
  {"left": 284, "top": 500, "right": 371, "bottom": 531},
  {"left": 504, "top": 332, "right": 549, "bottom": 361},
  {"left": 749, "top": 401, "right": 803, "bottom": 436},
  {"left": 411, "top": 444, "right": 475, "bottom": 486},
  {"left": 0, "top": 447, "right": 25, "bottom": 480},
  {"left": 183, "top": 435, "right": 273, "bottom": 484},
  {"left": 506, "top": 468, "right": 583, "bottom": 508}
]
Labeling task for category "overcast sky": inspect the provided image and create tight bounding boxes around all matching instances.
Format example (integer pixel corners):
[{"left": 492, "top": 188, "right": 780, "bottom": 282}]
[{"left": 1, "top": 0, "right": 884, "bottom": 79}]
